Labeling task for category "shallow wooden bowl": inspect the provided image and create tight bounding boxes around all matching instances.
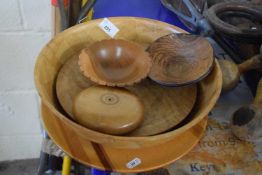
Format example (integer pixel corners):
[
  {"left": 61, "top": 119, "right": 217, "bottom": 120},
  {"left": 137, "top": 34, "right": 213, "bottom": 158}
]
[
  {"left": 35, "top": 17, "right": 222, "bottom": 149},
  {"left": 56, "top": 55, "right": 197, "bottom": 136},
  {"left": 79, "top": 39, "right": 151, "bottom": 86},
  {"left": 148, "top": 33, "right": 214, "bottom": 86}
]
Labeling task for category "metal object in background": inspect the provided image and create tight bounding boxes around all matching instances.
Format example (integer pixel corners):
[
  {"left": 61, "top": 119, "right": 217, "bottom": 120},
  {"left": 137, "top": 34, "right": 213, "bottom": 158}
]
[
  {"left": 205, "top": 1, "right": 262, "bottom": 43},
  {"left": 57, "top": 0, "right": 69, "bottom": 30},
  {"left": 77, "top": 0, "right": 97, "bottom": 24},
  {"left": 57, "top": 0, "right": 96, "bottom": 31},
  {"left": 160, "top": 0, "right": 213, "bottom": 36}
]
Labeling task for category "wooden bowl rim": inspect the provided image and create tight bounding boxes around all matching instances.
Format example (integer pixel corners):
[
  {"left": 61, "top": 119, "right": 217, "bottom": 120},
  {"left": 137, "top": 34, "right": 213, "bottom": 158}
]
[
  {"left": 78, "top": 39, "right": 152, "bottom": 86},
  {"left": 41, "top": 102, "right": 208, "bottom": 173},
  {"left": 35, "top": 17, "right": 222, "bottom": 143},
  {"left": 148, "top": 33, "right": 215, "bottom": 86}
]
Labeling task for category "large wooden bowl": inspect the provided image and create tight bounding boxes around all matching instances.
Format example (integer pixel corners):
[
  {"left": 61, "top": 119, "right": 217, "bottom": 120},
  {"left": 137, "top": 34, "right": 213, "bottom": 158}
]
[
  {"left": 35, "top": 17, "right": 222, "bottom": 149},
  {"left": 41, "top": 103, "right": 207, "bottom": 173}
]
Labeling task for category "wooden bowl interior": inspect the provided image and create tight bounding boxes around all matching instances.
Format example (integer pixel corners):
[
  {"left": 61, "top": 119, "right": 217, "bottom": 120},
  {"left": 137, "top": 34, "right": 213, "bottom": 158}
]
[
  {"left": 148, "top": 33, "right": 214, "bottom": 86},
  {"left": 35, "top": 17, "right": 222, "bottom": 148},
  {"left": 79, "top": 39, "right": 151, "bottom": 85}
]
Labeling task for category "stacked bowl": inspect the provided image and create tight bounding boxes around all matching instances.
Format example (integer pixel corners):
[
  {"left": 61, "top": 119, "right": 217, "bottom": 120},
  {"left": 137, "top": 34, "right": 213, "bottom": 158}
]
[{"left": 35, "top": 17, "right": 222, "bottom": 173}]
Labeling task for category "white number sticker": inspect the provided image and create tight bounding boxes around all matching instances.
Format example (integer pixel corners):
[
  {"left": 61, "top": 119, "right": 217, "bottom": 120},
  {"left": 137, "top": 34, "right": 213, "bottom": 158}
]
[
  {"left": 126, "top": 158, "right": 141, "bottom": 169},
  {"left": 99, "top": 18, "right": 119, "bottom": 38}
]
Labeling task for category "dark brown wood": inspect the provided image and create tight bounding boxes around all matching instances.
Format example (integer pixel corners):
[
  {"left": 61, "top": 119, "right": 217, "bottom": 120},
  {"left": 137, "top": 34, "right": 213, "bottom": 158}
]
[
  {"left": 231, "top": 78, "right": 262, "bottom": 142},
  {"left": 56, "top": 56, "right": 197, "bottom": 136},
  {"left": 72, "top": 86, "right": 144, "bottom": 135},
  {"left": 148, "top": 33, "right": 214, "bottom": 86},
  {"left": 79, "top": 39, "right": 152, "bottom": 86}
]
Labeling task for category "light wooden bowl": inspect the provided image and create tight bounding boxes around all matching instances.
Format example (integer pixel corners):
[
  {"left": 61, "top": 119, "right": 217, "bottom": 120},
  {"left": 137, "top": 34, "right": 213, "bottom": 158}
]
[
  {"left": 79, "top": 39, "right": 152, "bottom": 86},
  {"left": 35, "top": 17, "right": 222, "bottom": 149},
  {"left": 41, "top": 103, "right": 207, "bottom": 173}
]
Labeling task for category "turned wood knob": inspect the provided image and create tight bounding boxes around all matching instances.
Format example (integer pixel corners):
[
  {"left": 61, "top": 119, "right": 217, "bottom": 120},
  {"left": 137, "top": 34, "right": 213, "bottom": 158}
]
[
  {"left": 219, "top": 46, "right": 262, "bottom": 92},
  {"left": 231, "top": 78, "right": 262, "bottom": 142}
]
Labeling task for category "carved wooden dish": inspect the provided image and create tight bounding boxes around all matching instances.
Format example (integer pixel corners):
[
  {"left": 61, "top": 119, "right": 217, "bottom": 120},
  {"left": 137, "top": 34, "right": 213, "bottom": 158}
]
[
  {"left": 56, "top": 56, "right": 197, "bottom": 136},
  {"left": 148, "top": 33, "right": 214, "bottom": 86},
  {"left": 72, "top": 86, "right": 144, "bottom": 135},
  {"left": 35, "top": 17, "right": 222, "bottom": 154},
  {"left": 79, "top": 39, "right": 152, "bottom": 86}
]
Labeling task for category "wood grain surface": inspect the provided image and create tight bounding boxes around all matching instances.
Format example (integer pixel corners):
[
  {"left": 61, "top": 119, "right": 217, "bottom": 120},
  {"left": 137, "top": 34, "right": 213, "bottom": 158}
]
[
  {"left": 73, "top": 86, "right": 144, "bottom": 135},
  {"left": 41, "top": 103, "right": 208, "bottom": 173},
  {"left": 56, "top": 56, "right": 197, "bottom": 136},
  {"left": 79, "top": 39, "right": 152, "bottom": 86},
  {"left": 35, "top": 17, "right": 222, "bottom": 149},
  {"left": 126, "top": 79, "right": 197, "bottom": 136},
  {"left": 56, "top": 54, "right": 95, "bottom": 118},
  {"left": 148, "top": 33, "right": 214, "bottom": 86},
  {"left": 219, "top": 52, "right": 262, "bottom": 92}
]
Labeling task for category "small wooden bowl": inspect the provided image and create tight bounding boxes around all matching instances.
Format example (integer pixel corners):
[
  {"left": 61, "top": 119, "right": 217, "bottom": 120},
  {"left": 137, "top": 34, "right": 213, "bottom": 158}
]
[
  {"left": 72, "top": 86, "right": 144, "bottom": 135},
  {"left": 148, "top": 33, "right": 214, "bottom": 86},
  {"left": 79, "top": 39, "right": 152, "bottom": 86}
]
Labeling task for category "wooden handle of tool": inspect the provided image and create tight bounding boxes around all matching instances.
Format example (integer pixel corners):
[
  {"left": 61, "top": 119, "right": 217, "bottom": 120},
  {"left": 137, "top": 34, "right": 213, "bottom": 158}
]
[
  {"left": 238, "top": 55, "right": 262, "bottom": 74},
  {"left": 254, "top": 78, "right": 262, "bottom": 105}
]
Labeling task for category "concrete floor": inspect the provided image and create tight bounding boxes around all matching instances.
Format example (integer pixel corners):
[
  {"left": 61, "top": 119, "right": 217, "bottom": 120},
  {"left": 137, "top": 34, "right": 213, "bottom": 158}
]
[{"left": 0, "top": 159, "right": 38, "bottom": 175}]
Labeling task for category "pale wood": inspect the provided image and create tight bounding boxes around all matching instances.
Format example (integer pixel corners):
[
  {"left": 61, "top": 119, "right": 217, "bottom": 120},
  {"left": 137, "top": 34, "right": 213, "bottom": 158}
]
[
  {"left": 72, "top": 86, "right": 144, "bottom": 135},
  {"left": 56, "top": 54, "right": 95, "bottom": 118},
  {"left": 35, "top": 17, "right": 222, "bottom": 149},
  {"left": 238, "top": 55, "right": 262, "bottom": 73},
  {"left": 148, "top": 33, "right": 214, "bottom": 86},
  {"left": 218, "top": 59, "right": 240, "bottom": 92},
  {"left": 231, "top": 78, "right": 262, "bottom": 142},
  {"left": 219, "top": 49, "right": 262, "bottom": 92},
  {"left": 79, "top": 39, "right": 152, "bottom": 86},
  {"left": 41, "top": 103, "right": 208, "bottom": 173},
  {"left": 254, "top": 78, "right": 262, "bottom": 105},
  {"left": 126, "top": 79, "right": 196, "bottom": 136},
  {"left": 56, "top": 56, "right": 197, "bottom": 136}
]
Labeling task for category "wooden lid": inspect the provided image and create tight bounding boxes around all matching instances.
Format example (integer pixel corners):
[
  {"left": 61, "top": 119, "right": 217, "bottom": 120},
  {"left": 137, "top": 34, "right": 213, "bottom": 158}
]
[
  {"left": 79, "top": 39, "right": 152, "bottom": 86},
  {"left": 148, "top": 33, "right": 214, "bottom": 86},
  {"left": 73, "top": 86, "right": 144, "bottom": 135},
  {"left": 41, "top": 103, "right": 208, "bottom": 173},
  {"left": 56, "top": 56, "right": 197, "bottom": 136}
]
